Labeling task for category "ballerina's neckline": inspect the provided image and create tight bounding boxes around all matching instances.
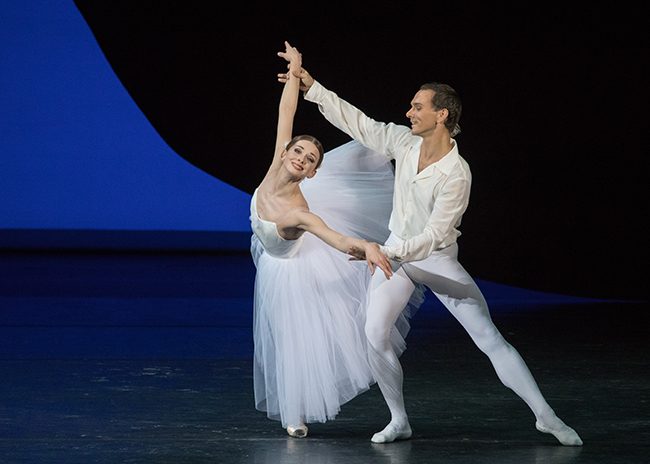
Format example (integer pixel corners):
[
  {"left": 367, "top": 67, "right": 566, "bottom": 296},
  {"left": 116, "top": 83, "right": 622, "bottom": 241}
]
[{"left": 254, "top": 190, "right": 308, "bottom": 241}]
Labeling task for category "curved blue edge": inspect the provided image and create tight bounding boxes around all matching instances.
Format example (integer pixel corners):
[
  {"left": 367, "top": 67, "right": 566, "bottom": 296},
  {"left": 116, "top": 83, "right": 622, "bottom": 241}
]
[{"left": 1, "top": 1, "right": 251, "bottom": 233}]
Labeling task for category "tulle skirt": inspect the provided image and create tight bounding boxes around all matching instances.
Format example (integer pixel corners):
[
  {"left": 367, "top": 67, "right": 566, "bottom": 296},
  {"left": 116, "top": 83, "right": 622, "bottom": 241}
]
[{"left": 251, "top": 141, "right": 423, "bottom": 428}]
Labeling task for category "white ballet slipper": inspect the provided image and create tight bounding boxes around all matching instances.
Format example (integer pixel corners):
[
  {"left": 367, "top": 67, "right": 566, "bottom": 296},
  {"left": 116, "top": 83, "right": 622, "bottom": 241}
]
[
  {"left": 536, "top": 421, "right": 583, "bottom": 446},
  {"left": 371, "top": 422, "right": 412, "bottom": 443},
  {"left": 287, "top": 423, "right": 308, "bottom": 438}
]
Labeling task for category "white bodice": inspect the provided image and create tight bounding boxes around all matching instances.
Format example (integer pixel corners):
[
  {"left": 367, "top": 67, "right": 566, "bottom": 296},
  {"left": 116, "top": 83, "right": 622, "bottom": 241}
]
[{"left": 250, "top": 189, "right": 304, "bottom": 259}]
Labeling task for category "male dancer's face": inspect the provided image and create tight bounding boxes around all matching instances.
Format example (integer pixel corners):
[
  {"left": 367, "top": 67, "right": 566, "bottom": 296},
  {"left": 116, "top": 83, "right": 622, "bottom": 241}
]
[{"left": 406, "top": 89, "right": 445, "bottom": 137}]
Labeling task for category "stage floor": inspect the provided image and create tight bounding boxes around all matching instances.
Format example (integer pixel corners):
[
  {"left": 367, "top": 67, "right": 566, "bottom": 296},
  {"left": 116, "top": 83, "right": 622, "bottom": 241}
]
[{"left": 1, "top": 251, "right": 648, "bottom": 463}]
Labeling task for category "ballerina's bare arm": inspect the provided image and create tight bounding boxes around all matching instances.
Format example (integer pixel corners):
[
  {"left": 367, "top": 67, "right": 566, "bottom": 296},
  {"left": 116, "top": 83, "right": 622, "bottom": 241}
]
[
  {"left": 291, "top": 209, "right": 393, "bottom": 279},
  {"left": 271, "top": 42, "right": 303, "bottom": 170}
]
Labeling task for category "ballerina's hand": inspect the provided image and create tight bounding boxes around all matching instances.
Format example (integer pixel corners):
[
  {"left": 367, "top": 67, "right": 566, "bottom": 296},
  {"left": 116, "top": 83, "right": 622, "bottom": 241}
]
[
  {"left": 277, "top": 41, "right": 301, "bottom": 67},
  {"left": 348, "top": 243, "right": 393, "bottom": 279},
  {"left": 277, "top": 42, "right": 312, "bottom": 90}
]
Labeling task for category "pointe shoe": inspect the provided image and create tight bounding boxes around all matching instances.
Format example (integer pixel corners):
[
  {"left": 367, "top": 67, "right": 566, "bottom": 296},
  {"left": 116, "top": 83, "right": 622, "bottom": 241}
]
[
  {"left": 536, "top": 421, "right": 583, "bottom": 446},
  {"left": 371, "top": 422, "right": 412, "bottom": 444},
  {"left": 287, "top": 423, "right": 308, "bottom": 438}
]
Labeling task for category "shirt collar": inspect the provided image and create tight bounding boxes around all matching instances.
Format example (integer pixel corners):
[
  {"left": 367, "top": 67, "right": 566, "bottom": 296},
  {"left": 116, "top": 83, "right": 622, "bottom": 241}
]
[
  {"left": 413, "top": 138, "right": 460, "bottom": 179},
  {"left": 432, "top": 139, "right": 460, "bottom": 176}
]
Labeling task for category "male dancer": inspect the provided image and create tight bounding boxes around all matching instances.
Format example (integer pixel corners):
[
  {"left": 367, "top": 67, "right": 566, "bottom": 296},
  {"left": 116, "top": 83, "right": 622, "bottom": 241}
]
[{"left": 279, "top": 66, "right": 583, "bottom": 446}]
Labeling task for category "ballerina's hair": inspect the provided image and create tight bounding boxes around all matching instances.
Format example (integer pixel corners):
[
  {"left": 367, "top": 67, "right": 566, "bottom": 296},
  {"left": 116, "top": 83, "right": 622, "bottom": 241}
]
[
  {"left": 286, "top": 135, "right": 325, "bottom": 168},
  {"left": 419, "top": 82, "right": 462, "bottom": 137}
]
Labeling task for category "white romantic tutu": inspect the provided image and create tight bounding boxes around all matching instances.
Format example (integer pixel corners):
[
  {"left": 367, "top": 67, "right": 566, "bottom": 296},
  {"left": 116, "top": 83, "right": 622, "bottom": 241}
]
[{"left": 250, "top": 141, "right": 423, "bottom": 428}]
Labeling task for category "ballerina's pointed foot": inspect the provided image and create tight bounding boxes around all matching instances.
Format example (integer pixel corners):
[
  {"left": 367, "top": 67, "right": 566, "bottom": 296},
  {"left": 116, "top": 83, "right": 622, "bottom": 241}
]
[
  {"left": 536, "top": 421, "right": 583, "bottom": 446},
  {"left": 287, "top": 423, "right": 308, "bottom": 438},
  {"left": 371, "top": 422, "right": 412, "bottom": 444}
]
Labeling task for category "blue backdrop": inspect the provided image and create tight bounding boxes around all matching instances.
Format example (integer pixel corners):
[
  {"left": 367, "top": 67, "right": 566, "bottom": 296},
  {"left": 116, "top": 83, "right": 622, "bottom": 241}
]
[{"left": 0, "top": 1, "right": 251, "bottom": 233}]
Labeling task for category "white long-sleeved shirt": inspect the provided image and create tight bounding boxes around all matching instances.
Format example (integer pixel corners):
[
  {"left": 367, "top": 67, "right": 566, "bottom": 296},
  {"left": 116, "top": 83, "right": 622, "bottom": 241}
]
[{"left": 305, "top": 80, "right": 472, "bottom": 263}]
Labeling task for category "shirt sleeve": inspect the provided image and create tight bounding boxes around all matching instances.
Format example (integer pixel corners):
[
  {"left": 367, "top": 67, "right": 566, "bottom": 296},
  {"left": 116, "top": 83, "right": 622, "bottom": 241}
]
[
  {"left": 380, "top": 176, "right": 471, "bottom": 263},
  {"left": 304, "top": 80, "right": 412, "bottom": 160}
]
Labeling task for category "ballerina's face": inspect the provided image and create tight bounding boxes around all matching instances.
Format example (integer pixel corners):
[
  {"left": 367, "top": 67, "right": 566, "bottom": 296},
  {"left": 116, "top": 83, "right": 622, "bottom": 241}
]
[{"left": 282, "top": 141, "right": 320, "bottom": 179}]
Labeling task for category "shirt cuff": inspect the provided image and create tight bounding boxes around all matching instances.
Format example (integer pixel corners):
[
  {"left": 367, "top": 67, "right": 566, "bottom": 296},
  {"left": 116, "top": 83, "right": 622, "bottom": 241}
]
[
  {"left": 380, "top": 245, "right": 400, "bottom": 263},
  {"left": 304, "top": 80, "right": 325, "bottom": 103}
]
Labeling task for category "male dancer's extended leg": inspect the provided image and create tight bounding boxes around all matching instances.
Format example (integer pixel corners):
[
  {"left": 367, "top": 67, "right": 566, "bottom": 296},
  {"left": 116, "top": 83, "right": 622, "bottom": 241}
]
[
  {"left": 364, "top": 265, "right": 416, "bottom": 443},
  {"left": 404, "top": 244, "right": 582, "bottom": 446}
]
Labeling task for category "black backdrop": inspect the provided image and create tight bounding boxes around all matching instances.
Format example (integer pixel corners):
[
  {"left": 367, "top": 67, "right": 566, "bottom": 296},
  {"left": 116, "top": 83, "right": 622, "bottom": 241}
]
[{"left": 74, "top": 1, "right": 648, "bottom": 301}]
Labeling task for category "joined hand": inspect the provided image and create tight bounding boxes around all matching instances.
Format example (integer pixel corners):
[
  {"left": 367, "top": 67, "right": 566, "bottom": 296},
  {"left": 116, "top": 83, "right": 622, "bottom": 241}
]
[{"left": 348, "top": 244, "right": 392, "bottom": 279}]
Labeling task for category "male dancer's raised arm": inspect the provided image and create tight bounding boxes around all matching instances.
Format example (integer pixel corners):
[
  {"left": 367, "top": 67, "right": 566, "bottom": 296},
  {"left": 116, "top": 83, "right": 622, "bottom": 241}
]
[
  {"left": 280, "top": 68, "right": 470, "bottom": 264},
  {"left": 279, "top": 69, "right": 411, "bottom": 161}
]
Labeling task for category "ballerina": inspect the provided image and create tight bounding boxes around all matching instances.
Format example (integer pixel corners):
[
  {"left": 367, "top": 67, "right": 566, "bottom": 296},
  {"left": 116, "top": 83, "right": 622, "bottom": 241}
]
[{"left": 250, "top": 42, "right": 400, "bottom": 437}]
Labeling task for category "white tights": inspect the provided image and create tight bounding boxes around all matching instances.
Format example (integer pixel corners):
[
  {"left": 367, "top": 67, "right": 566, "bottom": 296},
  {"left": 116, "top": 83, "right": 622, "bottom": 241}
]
[{"left": 365, "top": 241, "right": 578, "bottom": 442}]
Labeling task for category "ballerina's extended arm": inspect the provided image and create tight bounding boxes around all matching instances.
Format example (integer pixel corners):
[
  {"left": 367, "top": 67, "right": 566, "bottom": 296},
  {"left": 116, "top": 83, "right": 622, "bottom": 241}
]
[{"left": 293, "top": 209, "right": 393, "bottom": 279}]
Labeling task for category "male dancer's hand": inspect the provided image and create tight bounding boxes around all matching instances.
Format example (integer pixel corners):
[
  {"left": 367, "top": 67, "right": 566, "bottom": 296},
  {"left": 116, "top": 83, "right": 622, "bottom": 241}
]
[{"left": 278, "top": 66, "right": 314, "bottom": 92}]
